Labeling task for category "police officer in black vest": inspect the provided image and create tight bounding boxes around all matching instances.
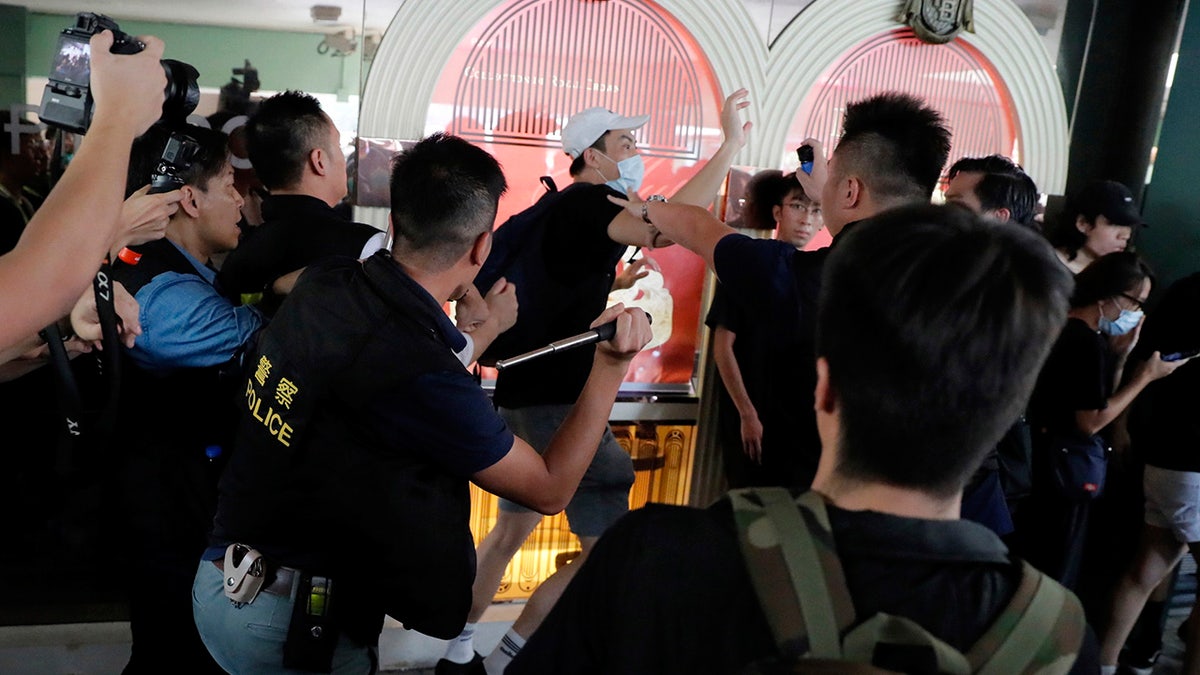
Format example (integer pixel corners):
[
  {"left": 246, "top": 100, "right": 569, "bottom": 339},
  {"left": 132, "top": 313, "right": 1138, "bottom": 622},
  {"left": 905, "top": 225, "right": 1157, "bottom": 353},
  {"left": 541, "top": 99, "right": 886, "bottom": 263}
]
[{"left": 192, "top": 133, "right": 651, "bottom": 674}]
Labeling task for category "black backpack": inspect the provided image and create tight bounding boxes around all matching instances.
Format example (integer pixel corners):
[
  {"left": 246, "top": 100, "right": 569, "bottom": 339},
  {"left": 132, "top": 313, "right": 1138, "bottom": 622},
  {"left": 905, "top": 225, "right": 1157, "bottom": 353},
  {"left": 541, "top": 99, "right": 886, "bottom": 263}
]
[{"left": 473, "top": 176, "right": 589, "bottom": 364}]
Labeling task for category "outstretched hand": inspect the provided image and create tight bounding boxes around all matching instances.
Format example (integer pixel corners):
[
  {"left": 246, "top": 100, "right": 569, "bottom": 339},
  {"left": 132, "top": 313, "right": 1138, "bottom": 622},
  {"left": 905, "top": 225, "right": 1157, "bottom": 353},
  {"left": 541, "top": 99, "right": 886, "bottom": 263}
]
[
  {"left": 720, "top": 88, "right": 752, "bottom": 150},
  {"left": 612, "top": 256, "right": 658, "bottom": 291}
]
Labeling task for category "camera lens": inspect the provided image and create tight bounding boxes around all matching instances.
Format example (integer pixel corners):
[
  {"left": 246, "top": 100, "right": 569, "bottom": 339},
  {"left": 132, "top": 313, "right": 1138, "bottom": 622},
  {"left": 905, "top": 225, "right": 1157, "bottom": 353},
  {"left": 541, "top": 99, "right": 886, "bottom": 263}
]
[{"left": 161, "top": 59, "right": 200, "bottom": 122}]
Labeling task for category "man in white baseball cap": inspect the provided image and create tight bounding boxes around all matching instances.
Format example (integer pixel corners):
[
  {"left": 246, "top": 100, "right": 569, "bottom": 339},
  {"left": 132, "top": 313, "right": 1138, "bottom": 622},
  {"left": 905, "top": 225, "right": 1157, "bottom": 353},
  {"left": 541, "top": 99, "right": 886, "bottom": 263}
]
[
  {"left": 560, "top": 106, "right": 650, "bottom": 195},
  {"left": 435, "top": 88, "right": 752, "bottom": 675}
]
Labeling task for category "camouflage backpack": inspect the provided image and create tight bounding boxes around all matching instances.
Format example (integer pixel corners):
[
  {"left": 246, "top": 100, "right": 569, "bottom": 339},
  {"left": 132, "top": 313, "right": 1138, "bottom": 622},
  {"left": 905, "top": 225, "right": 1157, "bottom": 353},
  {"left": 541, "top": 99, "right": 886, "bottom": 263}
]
[{"left": 729, "top": 488, "right": 1085, "bottom": 674}]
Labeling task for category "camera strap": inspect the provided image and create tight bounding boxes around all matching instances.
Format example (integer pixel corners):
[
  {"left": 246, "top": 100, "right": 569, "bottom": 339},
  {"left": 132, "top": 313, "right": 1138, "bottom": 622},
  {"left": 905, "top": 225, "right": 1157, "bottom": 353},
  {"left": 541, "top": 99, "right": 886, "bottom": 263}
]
[
  {"left": 41, "top": 262, "right": 122, "bottom": 449},
  {"left": 91, "top": 260, "right": 122, "bottom": 437}
]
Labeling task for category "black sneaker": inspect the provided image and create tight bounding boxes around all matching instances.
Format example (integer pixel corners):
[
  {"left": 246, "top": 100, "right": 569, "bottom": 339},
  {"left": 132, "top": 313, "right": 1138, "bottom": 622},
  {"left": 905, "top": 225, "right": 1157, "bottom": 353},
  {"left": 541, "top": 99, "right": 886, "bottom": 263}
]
[{"left": 434, "top": 653, "right": 485, "bottom": 675}]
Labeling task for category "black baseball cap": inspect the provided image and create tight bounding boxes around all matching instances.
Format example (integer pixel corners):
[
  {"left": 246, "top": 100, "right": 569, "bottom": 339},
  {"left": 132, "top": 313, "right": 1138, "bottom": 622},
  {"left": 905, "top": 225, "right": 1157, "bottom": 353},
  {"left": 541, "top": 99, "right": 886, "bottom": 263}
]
[{"left": 1075, "top": 179, "right": 1146, "bottom": 227}]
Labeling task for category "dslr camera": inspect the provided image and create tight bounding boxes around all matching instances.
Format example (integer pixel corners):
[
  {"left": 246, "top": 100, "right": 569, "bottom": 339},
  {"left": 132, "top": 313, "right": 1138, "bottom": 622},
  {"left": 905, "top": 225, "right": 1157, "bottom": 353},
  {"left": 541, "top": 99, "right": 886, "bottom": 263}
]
[
  {"left": 39, "top": 12, "right": 200, "bottom": 134},
  {"left": 149, "top": 132, "right": 203, "bottom": 195}
]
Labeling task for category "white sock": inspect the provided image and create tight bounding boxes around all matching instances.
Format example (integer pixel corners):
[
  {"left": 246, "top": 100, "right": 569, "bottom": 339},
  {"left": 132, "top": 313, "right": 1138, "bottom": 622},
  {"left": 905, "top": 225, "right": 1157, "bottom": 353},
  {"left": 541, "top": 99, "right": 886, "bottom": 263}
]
[
  {"left": 483, "top": 629, "right": 526, "bottom": 674},
  {"left": 1100, "top": 666, "right": 1117, "bottom": 675},
  {"left": 443, "top": 622, "right": 477, "bottom": 664}
]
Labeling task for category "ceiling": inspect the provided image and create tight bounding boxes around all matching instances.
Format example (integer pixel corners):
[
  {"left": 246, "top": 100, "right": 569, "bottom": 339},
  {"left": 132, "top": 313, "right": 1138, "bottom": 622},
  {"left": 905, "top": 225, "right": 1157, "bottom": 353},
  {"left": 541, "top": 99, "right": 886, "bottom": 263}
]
[
  {"left": 18, "top": 0, "right": 403, "bottom": 33},
  {"left": 16, "top": 0, "right": 1070, "bottom": 39}
]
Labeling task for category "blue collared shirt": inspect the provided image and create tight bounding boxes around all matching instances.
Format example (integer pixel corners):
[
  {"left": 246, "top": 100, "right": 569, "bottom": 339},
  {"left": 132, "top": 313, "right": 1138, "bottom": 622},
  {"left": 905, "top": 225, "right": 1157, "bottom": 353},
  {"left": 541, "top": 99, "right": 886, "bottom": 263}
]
[{"left": 129, "top": 240, "right": 264, "bottom": 372}]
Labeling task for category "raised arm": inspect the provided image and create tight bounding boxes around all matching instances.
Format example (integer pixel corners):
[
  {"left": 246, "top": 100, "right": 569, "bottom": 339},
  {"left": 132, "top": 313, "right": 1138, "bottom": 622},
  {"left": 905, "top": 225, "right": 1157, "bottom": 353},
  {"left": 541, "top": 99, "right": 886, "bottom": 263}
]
[
  {"left": 0, "top": 31, "right": 166, "bottom": 350},
  {"left": 606, "top": 89, "right": 751, "bottom": 248},
  {"left": 610, "top": 197, "right": 732, "bottom": 270}
]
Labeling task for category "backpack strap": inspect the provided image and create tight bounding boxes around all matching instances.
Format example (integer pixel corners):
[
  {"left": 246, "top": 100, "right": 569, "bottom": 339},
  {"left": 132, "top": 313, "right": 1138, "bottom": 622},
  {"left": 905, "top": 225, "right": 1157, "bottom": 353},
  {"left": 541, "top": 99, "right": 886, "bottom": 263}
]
[
  {"left": 966, "top": 561, "right": 1085, "bottom": 675},
  {"left": 539, "top": 175, "right": 558, "bottom": 193},
  {"left": 730, "top": 488, "right": 856, "bottom": 660}
]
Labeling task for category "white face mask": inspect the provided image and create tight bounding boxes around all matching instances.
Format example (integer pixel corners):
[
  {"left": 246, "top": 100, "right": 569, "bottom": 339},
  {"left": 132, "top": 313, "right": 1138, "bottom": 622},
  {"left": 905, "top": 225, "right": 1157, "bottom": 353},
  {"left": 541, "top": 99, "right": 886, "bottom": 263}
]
[{"left": 593, "top": 150, "right": 644, "bottom": 195}]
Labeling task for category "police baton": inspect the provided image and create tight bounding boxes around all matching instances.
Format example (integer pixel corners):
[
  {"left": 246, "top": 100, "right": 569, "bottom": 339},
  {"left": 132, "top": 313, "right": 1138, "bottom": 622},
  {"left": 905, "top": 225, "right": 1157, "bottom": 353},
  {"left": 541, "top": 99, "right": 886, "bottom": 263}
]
[{"left": 495, "top": 311, "right": 651, "bottom": 371}]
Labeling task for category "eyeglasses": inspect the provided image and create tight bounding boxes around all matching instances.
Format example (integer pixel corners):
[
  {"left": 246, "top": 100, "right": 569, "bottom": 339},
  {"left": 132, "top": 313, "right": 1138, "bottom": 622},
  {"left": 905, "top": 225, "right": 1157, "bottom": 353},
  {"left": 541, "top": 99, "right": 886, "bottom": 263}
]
[
  {"left": 1119, "top": 293, "right": 1144, "bottom": 311},
  {"left": 783, "top": 201, "right": 819, "bottom": 215}
]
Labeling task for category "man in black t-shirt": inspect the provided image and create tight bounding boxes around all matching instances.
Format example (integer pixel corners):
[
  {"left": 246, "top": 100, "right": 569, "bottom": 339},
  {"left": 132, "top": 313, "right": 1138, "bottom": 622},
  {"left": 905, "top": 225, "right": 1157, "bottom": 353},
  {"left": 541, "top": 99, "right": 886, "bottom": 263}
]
[
  {"left": 617, "top": 93, "right": 952, "bottom": 495},
  {"left": 216, "top": 91, "right": 378, "bottom": 315},
  {"left": 704, "top": 170, "right": 823, "bottom": 489},
  {"left": 510, "top": 205, "right": 1098, "bottom": 675},
  {"left": 436, "top": 91, "right": 751, "bottom": 674}
]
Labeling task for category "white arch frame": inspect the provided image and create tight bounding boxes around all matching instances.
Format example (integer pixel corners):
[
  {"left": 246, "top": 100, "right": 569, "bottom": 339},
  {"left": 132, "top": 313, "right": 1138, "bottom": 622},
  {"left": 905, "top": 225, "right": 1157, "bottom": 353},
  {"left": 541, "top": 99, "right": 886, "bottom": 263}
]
[{"left": 361, "top": 0, "right": 1067, "bottom": 192}]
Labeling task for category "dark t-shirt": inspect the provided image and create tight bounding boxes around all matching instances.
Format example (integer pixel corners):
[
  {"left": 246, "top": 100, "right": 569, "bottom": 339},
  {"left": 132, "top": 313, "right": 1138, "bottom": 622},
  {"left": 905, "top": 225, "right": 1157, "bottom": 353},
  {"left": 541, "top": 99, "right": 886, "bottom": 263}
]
[
  {"left": 216, "top": 194, "right": 379, "bottom": 312},
  {"left": 509, "top": 496, "right": 1099, "bottom": 674},
  {"left": 491, "top": 183, "right": 625, "bottom": 408},
  {"left": 708, "top": 233, "right": 829, "bottom": 487},
  {"left": 1028, "top": 317, "right": 1110, "bottom": 437},
  {"left": 1131, "top": 273, "right": 1200, "bottom": 471}
]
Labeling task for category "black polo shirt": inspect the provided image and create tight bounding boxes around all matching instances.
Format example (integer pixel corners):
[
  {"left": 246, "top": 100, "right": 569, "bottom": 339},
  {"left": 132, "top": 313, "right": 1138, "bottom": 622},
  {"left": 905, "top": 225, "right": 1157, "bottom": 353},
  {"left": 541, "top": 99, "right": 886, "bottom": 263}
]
[
  {"left": 509, "top": 493, "right": 1099, "bottom": 674},
  {"left": 212, "top": 251, "right": 513, "bottom": 643}
]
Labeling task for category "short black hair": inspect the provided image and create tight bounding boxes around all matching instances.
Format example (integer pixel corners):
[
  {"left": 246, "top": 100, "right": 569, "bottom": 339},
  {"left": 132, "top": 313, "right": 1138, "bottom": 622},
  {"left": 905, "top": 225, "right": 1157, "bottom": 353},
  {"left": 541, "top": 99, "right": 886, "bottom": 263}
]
[
  {"left": 126, "top": 123, "right": 230, "bottom": 198},
  {"left": 817, "top": 204, "right": 1072, "bottom": 497},
  {"left": 568, "top": 134, "right": 608, "bottom": 177},
  {"left": 246, "top": 90, "right": 330, "bottom": 190},
  {"left": 1071, "top": 251, "right": 1153, "bottom": 308},
  {"left": 834, "top": 93, "right": 952, "bottom": 205},
  {"left": 741, "top": 170, "right": 810, "bottom": 230},
  {"left": 390, "top": 133, "right": 508, "bottom": 265},
  {"left": 948, "top": 155, "right": 1039, "bottom": 227}
]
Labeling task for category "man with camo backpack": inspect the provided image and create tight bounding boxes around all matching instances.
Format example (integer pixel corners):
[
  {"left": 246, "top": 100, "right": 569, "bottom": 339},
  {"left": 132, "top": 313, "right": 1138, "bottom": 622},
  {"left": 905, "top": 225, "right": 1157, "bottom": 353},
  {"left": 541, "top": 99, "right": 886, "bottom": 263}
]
[{"left": 508, "top": 204, "right": 1099, "bottom": 674}]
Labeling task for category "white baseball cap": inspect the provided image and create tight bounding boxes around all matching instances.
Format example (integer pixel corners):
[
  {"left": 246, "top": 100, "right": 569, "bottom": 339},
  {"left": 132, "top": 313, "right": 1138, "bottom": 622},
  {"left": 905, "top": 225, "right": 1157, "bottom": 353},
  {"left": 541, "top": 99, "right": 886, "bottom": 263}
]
[{"left": 561, "top": 107, "right": 650, "bottom": 158}]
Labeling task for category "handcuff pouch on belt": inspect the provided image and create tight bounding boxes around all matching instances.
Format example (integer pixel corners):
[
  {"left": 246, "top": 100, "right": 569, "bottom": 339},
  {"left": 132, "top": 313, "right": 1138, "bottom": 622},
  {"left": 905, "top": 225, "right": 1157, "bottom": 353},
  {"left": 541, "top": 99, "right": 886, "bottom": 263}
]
[{"left": 223, "top": 543, "right": 266, "bottom": 606}]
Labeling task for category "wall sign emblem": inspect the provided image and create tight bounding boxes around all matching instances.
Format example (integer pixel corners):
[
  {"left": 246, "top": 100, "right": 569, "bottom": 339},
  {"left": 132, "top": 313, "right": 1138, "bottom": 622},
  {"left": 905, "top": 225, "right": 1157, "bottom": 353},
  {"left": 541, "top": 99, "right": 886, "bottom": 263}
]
[{"left": 899, "top": 0, "right": 975, "bottom": 44}]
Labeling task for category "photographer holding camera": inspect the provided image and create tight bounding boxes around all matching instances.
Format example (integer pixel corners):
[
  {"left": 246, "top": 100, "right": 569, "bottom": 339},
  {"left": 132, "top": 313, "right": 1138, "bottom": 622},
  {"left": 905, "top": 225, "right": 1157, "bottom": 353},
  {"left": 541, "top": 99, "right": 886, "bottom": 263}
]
[{"left": 0, "top": 28, "right": 165, "bottom": 352}]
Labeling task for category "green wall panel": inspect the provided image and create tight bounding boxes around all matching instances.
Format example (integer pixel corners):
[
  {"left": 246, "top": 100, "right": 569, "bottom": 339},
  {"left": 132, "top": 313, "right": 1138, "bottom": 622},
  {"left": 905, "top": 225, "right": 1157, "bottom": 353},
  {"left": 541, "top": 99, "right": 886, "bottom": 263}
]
[
  {"left": 1138, "top": 10, "right": 1200, "bottom": 291},
  {"left": 26, "top": 13, "right": 361, "bottom": 98},
  {"left": 0, "top": 5, "right": 28, "bottom": 109}
]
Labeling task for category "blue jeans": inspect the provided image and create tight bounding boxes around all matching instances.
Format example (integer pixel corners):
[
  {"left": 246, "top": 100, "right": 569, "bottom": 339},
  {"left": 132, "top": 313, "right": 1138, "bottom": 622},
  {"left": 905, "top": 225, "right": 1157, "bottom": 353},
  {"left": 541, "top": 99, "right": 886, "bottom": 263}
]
[{"left": 192, "top": 559, "right": 378, "bottom": 674}]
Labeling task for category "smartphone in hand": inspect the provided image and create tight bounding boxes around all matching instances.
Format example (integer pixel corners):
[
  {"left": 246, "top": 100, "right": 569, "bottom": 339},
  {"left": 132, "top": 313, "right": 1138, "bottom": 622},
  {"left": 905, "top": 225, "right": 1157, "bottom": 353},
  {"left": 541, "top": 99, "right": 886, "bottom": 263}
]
[
  {"left": 1162, "top": 348, "right": 1200, "bottom": 362},
  {"left": 796, "top": 145, "right": 814, "bottom": 175}
]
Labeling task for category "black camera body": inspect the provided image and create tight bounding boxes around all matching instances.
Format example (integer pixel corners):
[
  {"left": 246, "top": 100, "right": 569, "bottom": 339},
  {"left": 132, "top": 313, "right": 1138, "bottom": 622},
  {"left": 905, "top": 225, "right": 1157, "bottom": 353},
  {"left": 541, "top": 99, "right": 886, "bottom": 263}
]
[
  {"left": 149, "top": 132, "right": 203, "bottom": 195},
  {"left": 39, "top": 12, "right": 200, "bottom": 134}
]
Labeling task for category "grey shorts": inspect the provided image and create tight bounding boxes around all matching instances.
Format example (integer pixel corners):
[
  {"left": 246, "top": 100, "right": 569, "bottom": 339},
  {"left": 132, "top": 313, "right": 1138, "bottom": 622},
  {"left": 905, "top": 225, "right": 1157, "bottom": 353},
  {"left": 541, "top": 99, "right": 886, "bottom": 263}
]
[
  {"left": 1144, "top": 465, "right": 1200, "bottom": 543},
  {"left": 498, "top": 404, "right": 635, "bottom": 538}
]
